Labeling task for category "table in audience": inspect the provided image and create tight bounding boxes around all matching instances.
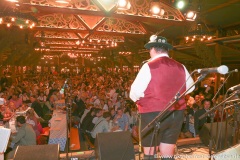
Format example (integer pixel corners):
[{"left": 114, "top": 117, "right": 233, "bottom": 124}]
[{"left": 48, "top": 110, "right": 67, "bottom": 151}]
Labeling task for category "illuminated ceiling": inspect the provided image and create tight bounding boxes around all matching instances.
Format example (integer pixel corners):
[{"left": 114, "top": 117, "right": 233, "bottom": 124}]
[
  {"left": 15, "top": 0, "right": 185, "bottom": 53},
  {"left": 1, "top": 0, "right": 240, "bottom": 69}
]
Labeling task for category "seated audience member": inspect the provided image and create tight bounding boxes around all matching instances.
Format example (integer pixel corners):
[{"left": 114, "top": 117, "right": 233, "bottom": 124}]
[
  {"left": 73, "top": 93, "right": 86, "bottom": 117},
  {"left": 90, "top": 111, "right": 111, "bottom": 144},
  {"left": 129, "top": 107, "right": 138, "bottom": 129},
  {"left": 37, "top": 92, "right": 47, "bottom": 102},
  {"left": 7, "top": 116, "right": 36, "bottom": 159},
  {"left": 81, "top": 107, "right": 96, "bottom": 132},
  {"left": 194, "top": 94, "right": 201, "bottom": 107},
  {"left": 113, "top": 107, "right": 129, "bottom": 131},
  {"left": 80, "top": 104, "right": 92, "bottom": 124},
  {"left": 30, "top": 95, "right": 44, "bottom": 118},
  {"left": 185, "top": 94, "right": 195, "bottom": 108},
  {"left": 9, "top": 92, "right": 22, "bottom": 109},
  {"left": 194, "top": 99, "right": 212, "bottom": 136},
  {"left": 26, "top": 109, "right": 42, "bottom": 136},
  {"left": 92, "top": 108, "right": 103, "bottom": 124},
  {"left": 2, "top": 105, "right": 14, "bottom": 122},
  {"left": 102, "top": 100, "right": 109, "bottom": 111},
  {"left": 188, "top": 103, "right": 199, "bottom": 116},
  {"left": 8, "top": 101, "right": 16, "bottom": 112},
  {"left": 20, "top": 91, "right": 30, "bottom": 103},
  {"left": 188, "top": 103, "right": 198, "bottom": 136},
  {"left": 109, "top": 108, "right": 116, "bottom": 120},
  {"left": 43, "top": 95, "right": 56, "bottom": 115}
]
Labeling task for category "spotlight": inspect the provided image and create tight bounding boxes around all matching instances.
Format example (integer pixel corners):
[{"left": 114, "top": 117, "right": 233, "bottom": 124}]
[
  {"left": 150, "top": 1, "right": 165, "bottom": 16},
  {"left": 117, "top": 0, "right": 131, "bottom": 10},
  {"left": 176, "top": 0, "right": 185, "bottom": 9},
  {"left": 55, "top": 0, "right": 70, "bottom": 4},
  {"left": 6, "top": 0, "right": 19, "bottom": 2},
  {"left": 185, "top": 11, "right": 197, "bottom": 21}
]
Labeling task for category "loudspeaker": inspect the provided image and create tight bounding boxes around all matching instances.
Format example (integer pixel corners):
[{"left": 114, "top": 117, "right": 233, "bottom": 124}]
[
  {"left": 199, "top": 122, "right": 233, "bottom": 149},
  {"left": 94, "top": 131, "right": 135, "bottom": 160},
  {"left": 213, "top": 144, "right": 240, "bottom": 160},
  {"left": 14, "top": 144, "right": 59, "bottom": 160}
]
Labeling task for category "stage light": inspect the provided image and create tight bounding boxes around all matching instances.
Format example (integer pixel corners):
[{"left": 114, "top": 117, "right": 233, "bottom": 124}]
[
  {"left": 55, "top": 0, "right": 70, "bottom": 4},
  {"left": 5, "top": 0, "right": 19, "bottom": 2},
  {"left": 150, "top": 1, "right": 165, "bottom": 17},
  {"left": 117, "top": 0, "right": 131, "bottom": 10},
  {"left": 176, "top": 0, "right": 185, "bottom": 9},
  {"left": 185, "top": 11, "right": 197, "bottom": 21}
]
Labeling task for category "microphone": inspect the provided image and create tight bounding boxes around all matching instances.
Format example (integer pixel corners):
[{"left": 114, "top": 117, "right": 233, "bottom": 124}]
[
  {"left": 226, "top": 69, "right": 238, "bottom": 74},
  {"left": 60, "top": 78, "right": 69, "bottom": 94},
  {"left": 229, "top": 84, "right": 240, "bottom": 91},
  {"left": 195, "top": 65, "right": 229, "bottom": 75}
]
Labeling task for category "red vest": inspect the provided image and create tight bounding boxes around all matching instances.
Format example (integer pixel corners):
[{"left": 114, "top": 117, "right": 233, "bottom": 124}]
[{"left": 137, "top": 57, "right": 187, "bottom": 113}]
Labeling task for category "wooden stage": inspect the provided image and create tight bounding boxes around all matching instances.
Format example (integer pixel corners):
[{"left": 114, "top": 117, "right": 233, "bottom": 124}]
[{"left": 60, "top": 137, "right": 204, "bottom": 160}]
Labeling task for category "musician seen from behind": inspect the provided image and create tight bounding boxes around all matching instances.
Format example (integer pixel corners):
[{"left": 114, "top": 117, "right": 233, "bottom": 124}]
[{"left": 130, "top": 35, "right": 195, "bottom": 160}]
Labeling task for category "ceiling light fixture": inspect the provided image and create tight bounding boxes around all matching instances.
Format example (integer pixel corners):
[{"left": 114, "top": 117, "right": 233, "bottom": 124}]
[
  {"left": 55, "top": 0, "right": 70, "bottom": 4},
  {"left": 117, "top": 0, "right": 131, "bottom": 10},
  {"left": 5, "top": 0, "right": 19, "bottom": 2},
  {"left": 150, "top": 1, "right": 165, "bottom": 17},
  {"left": 185, "top": 21, "right": 214, "bottom": 42},
  {"left": 185, "top": 10, "right": 197, "bottom": 21},
  {"left": 176, "top": 0, "right": 185, "bottom": 9},
  {"left": 0, "top": 10, "right": 37, "bottom": 29}
]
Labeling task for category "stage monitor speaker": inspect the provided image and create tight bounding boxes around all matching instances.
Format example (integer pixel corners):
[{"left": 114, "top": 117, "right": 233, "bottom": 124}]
[
  {"left": 14, "top": 144, "right": 59, "bottom": 160},
  {"left": 199, "top": 122, "right": 233, "bottom": 150},
  {"left": 94, "top": 131, "right": 135, "bottom": 160},
  {"left": 213, "top": 143, "right": 240, "bottom": 160}
]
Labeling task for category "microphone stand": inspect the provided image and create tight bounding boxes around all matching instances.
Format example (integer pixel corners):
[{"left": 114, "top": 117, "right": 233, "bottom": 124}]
[
  {"left": 61, "top": 78, "right": 72, "bottom": 160},
  {"left": 142, "top": 73, "right": 206, "bottom": 159},
  {"left": 199, "top": 90, "right": 240, "bottom": 158},
  {"left": 212, "top": 72, "right": 232, "bottom": 101},
  {"left": 231, "top": 101, "right": 240, "bottom": 145},
  {"left": 206, "top": 73, "right": 231, "bottom": 152}
]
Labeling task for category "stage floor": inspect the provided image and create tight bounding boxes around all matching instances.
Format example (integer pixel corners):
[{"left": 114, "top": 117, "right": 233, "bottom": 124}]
[{"left": 60, "top": 143, "right": 211, "bottom": 160}]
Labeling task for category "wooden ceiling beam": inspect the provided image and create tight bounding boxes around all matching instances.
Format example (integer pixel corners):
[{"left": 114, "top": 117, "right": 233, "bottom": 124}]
[
  {"left": 35, "top": 37, "right": 79, "bottom": 41},
  {"left": 201, "top": 0, "right": 240, "bottom": 15},
  {"left": 172, "top": 50, "right": 200, "bottom": 60},
  {"left": 34, "top": 27, "right": 146, "bottom": 38},
  {"left": 217, "top": 43, "right": 240, "bottom": 54}
]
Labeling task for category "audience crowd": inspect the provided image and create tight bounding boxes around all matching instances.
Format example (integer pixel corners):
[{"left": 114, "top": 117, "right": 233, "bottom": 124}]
[{"left": 0, "top": 71, "right": 236, "bottom": 156}]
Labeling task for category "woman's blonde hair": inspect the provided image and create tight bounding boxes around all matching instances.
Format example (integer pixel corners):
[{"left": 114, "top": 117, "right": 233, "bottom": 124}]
[{"left": 26, "top": 108, "right": 35, "bottom": 117}]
